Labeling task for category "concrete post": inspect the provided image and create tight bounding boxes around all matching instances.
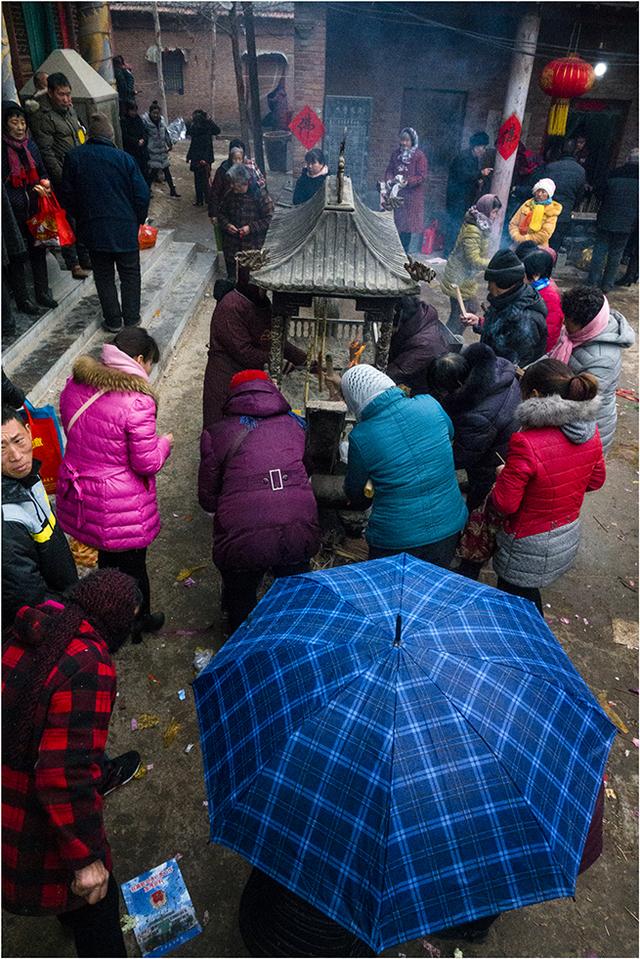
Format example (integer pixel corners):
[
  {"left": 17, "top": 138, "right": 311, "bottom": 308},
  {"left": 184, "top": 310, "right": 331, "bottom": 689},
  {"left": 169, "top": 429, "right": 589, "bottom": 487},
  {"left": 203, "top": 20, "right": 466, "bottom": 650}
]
[
  {"left": 151, "top": 2, "right": 168, "bottom": 123},
  {"left": 76, "top": 1, "right": 115, "bottom": 85},
  {"left": 489, "top": 10, "right": 540, "bottom": 250},
  {"left": 1, "top": 14, "right": 18, "bottom": 102}
]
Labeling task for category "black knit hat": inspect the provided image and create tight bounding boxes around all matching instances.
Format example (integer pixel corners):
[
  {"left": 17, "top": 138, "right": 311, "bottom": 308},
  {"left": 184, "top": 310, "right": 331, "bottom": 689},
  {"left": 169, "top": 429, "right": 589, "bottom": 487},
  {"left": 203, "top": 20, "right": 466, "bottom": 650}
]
[
  {"left": 484, "top": 249, "right": 525, "bottom": 287},
  {"left": 523, "top": 249, "right": 554, "bottom": 280},
  {"left": 470, "top": 130, "right": 489, "bottom": 147}
]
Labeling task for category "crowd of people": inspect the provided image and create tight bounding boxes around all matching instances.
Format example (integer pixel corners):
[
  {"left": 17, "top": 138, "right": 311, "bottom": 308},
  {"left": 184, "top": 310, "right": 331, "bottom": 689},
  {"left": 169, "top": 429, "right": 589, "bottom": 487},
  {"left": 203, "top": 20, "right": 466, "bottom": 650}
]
[{"left": 1, "top": 87, "right": 637, "bottom": 957}]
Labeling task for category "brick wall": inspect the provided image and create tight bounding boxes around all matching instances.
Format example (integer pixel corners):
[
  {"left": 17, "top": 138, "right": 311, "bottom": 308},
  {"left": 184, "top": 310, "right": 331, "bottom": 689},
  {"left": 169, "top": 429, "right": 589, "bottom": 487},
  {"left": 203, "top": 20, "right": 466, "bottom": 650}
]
[
  {"left": 110, "top": 8, "right": 294, "bottom": 138},
  {"left": 292, "top": 2, "right": 326, "bottom": 172}
]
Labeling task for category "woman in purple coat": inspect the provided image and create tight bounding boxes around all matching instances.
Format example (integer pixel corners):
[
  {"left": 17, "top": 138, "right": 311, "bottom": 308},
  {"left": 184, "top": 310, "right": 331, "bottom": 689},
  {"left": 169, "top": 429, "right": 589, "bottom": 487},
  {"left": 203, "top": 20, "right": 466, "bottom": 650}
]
[
  {"left": 57, "top": 327, "right": 173, "bottom": 638},
  {"left": 198, "top": 370, "right": 320, "bottom": 634},
  {"left": 383, "top": 127, "right": 428, "bottom": 253}
]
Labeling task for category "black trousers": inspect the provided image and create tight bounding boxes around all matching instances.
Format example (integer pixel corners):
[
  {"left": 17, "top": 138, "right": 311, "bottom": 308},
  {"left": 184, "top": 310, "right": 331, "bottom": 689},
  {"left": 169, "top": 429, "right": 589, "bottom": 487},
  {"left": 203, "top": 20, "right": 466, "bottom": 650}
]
[
  {"left": 221, "top": 563, "right": 311, "bottom": 634},
  {"left": 57, "top": 874, "right": 126, "bottom": 957},
  {"left": 368, "top": 531, "right": 460, "bottom": 570},
  {"left": 193, "top": 167, "right": 209, "bottom": 205},
  {"left": 90, "top": 250, "right": 141, "bottom": 327},
  {"left": 549, "top": 217, "right": 571, "bottom": 253},
  {"left": 7, "top": 232, "right": 50, "bottom": 304},
  {"left": 98, "top": 546, "right": 150, "bottom": 617},
  {"left": 496, "top": 576, "right": 543, "bottom": 616},
  {"left": 58, "top": 211, "right": 91, "bottom": 270}
]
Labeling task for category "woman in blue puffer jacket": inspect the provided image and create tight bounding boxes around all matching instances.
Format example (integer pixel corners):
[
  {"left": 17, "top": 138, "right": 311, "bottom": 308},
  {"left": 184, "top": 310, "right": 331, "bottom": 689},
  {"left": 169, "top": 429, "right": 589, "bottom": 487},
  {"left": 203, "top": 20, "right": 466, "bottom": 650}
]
[{"left": 341, "top": 364, "right": 468, "bottom": 568}]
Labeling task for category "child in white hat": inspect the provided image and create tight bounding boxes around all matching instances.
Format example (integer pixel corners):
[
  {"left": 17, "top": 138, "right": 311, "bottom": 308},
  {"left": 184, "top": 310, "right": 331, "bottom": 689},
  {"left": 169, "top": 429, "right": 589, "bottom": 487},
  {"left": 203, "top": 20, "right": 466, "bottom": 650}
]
[{"left": 508, "top": 177, "right": 563, "bottom": 248}]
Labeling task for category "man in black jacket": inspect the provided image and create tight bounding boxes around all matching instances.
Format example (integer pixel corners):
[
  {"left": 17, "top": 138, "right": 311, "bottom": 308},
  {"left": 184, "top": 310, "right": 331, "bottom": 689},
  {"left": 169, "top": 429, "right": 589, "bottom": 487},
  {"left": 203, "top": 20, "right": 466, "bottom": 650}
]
[
  {"left": 588, "top": 150, "right": 639, "bottom": 292},
  {"left": 444, "top": 131, "right": 492, "bottom": 255},
  {"left": 1, "top": 405, "right": 77, "bottom": 626},
  {"left": 544, "top": 139, "right": 586, "bottom": 252}
]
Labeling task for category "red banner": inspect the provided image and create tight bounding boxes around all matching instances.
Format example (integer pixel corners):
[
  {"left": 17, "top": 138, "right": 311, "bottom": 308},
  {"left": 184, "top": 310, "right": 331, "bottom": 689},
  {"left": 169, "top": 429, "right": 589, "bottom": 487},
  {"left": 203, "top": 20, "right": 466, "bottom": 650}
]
[
  {"left": 289, "top": 105, "right": 325, "bottom": 150},
  {"left": 496, "top": 113, "right": 522, "bottom": 161}
]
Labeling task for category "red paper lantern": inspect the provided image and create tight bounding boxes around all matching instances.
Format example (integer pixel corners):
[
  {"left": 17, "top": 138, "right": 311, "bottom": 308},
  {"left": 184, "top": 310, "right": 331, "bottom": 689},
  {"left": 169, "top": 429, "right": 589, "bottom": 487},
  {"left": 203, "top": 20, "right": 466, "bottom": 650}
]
[{"left": 539, "top": 56, "right": 595, "bottom": 136}]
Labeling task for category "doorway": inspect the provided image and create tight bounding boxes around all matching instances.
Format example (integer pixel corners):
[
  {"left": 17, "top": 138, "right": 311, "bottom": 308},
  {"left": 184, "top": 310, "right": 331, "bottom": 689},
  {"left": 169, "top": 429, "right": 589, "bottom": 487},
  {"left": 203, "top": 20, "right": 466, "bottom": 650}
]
[{"left": 566, "top": 98, "right": 631, "bottom": 201}]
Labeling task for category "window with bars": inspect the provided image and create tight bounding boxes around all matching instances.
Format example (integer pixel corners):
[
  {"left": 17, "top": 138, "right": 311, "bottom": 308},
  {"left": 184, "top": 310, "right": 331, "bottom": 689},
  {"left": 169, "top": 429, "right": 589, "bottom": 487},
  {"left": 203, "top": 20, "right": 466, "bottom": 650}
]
[{"left": 162, "top": 50, "right": 184, "bottom": 95}]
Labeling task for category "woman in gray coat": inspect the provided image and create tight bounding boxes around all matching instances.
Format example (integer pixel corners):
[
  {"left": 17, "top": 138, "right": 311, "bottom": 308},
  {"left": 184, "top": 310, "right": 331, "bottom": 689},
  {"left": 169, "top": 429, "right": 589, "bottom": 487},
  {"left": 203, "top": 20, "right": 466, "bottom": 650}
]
[
  {"left": 141, "top": 101, "right": 180, "bottom": 197},
  {"left": 550, "top": 287, "right": 635, "bottom": 453}
]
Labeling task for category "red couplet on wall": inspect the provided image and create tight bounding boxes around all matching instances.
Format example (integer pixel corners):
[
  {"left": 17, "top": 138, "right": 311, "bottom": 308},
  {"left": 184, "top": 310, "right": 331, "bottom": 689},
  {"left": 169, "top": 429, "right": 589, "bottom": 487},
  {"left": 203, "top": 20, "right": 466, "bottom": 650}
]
[
  {"left": 496, "top": 113, "right": 522, "bottom": 161},
  {"left": 289, "top": 106, "right": 325, "bottom": 150}
]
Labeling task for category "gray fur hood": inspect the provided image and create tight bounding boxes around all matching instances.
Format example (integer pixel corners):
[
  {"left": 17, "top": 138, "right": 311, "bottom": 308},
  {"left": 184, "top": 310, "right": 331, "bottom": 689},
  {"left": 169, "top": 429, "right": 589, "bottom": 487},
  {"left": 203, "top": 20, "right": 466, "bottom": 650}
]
[{"left": 517, "top": 394, "right": 601, "bottom": 443}]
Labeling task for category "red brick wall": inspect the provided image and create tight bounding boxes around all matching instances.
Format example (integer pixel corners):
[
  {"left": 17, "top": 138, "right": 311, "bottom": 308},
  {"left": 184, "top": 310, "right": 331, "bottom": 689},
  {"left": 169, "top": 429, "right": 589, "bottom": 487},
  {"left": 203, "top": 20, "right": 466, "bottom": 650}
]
[
  {"left": 110, "top": 9, "right": 294, "bottom": 136},
  {"left": 291, "top": 2, "right": 326, "bottom": 172}
]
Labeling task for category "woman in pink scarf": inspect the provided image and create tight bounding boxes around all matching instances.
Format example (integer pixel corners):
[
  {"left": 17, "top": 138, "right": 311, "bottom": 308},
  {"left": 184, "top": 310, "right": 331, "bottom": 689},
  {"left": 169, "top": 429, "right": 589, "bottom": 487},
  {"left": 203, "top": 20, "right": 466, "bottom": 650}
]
[{"left": 550, "top": 286, "right": 635, "bottom": 452}]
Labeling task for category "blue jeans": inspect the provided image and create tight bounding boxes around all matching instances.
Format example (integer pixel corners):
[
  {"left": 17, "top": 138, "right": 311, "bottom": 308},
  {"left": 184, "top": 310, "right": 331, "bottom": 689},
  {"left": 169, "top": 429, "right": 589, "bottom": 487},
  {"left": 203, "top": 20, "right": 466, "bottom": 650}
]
[{"left": 588, "top": 229, "right": 630, "bottom": 290}]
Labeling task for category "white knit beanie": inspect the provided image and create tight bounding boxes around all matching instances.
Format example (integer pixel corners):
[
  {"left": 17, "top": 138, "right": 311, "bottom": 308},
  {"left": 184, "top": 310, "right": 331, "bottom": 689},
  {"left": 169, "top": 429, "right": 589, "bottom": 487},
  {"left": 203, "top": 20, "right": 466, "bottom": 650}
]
[
  {"left": 341, "top": 364, "right": 396, "bottom": 420},
  {"left": 533, "top": 177, "right": 556, "bottom": 198}
]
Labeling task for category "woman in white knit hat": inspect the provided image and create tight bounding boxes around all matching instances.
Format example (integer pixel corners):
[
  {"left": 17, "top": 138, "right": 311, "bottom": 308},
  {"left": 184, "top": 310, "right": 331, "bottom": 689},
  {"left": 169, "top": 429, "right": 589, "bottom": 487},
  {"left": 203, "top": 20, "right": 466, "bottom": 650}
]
[
  {"left": 508, "top": 177, "right": 562, "bottom": 248},
  {"left": 340, "top": 364, "right": 468, "bottom": 568}
]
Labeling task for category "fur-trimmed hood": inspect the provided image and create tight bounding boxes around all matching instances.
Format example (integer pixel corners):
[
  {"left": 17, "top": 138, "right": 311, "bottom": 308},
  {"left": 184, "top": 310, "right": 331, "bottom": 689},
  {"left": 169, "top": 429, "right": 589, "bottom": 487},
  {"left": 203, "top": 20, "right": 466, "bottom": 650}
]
[
  {"left": 517, "top": 394, "right": 601, "bottom": 443},
  {"left": 441, "top": 343, "right": 517, "bottom": 416},
  {"left": 72, "top": 355, "right": 158, "bottom": 406}
]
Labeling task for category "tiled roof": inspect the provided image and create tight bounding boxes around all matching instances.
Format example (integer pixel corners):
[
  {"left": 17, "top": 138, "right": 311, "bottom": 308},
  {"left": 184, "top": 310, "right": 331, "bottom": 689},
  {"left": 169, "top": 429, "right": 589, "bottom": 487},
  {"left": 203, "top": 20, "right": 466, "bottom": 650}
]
[{"left": 251, "top": 176, "right": 420, "bottom": 298}]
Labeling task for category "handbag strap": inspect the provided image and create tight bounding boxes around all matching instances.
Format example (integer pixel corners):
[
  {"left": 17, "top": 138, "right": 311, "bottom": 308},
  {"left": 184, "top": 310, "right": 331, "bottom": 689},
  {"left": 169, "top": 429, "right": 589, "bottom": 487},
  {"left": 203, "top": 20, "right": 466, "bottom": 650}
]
[{"left": 66, "top": 389, "right": 106, "bottom": 434}]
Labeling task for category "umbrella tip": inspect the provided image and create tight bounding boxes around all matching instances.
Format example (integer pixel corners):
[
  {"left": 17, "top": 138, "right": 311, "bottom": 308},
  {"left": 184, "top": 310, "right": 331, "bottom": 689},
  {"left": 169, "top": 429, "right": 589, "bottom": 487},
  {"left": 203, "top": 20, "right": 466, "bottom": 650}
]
[{"left": 394, "top": 614, "right": 402, "bottom": 647}]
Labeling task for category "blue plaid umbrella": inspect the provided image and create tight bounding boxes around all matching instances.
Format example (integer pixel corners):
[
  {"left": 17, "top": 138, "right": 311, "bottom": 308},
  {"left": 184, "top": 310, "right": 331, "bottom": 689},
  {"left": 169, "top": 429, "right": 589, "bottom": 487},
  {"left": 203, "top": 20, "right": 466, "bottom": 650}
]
[{"left": 194, "top": 555, "right": 615, "bottom": 953}]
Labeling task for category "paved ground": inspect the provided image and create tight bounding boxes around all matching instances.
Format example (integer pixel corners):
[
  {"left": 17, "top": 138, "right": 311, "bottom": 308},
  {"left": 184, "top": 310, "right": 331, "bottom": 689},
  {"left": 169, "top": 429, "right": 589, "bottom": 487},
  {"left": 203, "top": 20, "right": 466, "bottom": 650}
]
[{"left": 3, "top": 143, "right": 638, "bottom": 959}]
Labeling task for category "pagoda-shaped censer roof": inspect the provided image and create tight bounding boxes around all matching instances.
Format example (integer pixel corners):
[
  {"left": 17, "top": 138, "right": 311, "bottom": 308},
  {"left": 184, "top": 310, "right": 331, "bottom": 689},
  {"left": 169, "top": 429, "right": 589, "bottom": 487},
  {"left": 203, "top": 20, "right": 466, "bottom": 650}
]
[{"left": 250, "top": 173, "right": 420, "bottom": 298}]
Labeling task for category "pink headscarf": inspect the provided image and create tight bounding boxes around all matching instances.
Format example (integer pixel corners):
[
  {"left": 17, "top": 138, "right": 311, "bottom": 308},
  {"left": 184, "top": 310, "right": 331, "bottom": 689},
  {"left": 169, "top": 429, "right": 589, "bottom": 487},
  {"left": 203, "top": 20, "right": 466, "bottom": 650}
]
[{"left": 550, "top": 295, "right": 610, "bottom": 364}]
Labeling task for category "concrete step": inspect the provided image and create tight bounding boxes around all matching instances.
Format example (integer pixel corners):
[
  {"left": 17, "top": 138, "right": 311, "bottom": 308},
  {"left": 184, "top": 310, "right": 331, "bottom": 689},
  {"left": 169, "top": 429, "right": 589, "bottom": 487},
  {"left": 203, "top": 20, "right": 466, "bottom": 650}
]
[
  {"left": 4, "top": 237, "right": 196, "bottom": 403},
  {"left": 3, "top": 229, "right": 175, "bottom": 368},
  {"left": 13, "top": 241, "right": 215, "bottom": 407}
]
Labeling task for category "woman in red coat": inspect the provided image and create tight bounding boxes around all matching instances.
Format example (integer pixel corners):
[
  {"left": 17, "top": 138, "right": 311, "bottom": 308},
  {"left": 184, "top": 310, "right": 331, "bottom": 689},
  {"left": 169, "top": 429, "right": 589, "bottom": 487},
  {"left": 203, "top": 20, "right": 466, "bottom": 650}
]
[
  {"left": 490, "top": 358, "right": 606, "bottom": 614},
  {"left": 382, "top": 127, "right": 428, "bottom": 253},
  {"left": 519, "top": 247, "right": 564, "bottom": 351}
]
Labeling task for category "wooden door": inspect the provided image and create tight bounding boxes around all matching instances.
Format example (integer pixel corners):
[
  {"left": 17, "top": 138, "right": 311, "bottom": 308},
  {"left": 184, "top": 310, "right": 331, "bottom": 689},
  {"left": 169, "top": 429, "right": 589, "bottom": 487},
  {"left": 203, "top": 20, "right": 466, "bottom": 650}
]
[{"left": 401, "top": 87, "right": 468, "bottom": 211}]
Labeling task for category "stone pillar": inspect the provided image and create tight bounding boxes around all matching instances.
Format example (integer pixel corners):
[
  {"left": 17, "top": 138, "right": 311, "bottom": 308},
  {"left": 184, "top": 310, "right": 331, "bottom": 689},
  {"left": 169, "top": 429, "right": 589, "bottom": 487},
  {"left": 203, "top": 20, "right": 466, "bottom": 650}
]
[
  {"left": 489, "top": 10, "right": 540, "bottom": 251},
  {"left": 269, "top": 314, "right": 286, "bottom": 386},
  {"left": 292, "top": 2, "right": 326, "bottom": 174}
]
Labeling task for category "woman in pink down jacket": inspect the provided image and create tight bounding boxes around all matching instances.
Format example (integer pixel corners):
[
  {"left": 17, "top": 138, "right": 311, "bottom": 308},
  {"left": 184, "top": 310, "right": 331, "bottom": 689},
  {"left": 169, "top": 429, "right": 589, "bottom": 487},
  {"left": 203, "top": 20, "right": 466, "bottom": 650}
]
[{"left": 57, "top": 328, "right": 173, "bottom": 639}]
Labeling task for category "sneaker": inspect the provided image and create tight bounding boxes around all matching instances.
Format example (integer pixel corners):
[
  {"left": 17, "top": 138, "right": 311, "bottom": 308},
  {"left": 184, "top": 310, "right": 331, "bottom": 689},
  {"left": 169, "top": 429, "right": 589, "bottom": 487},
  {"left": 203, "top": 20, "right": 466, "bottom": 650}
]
[
  {"left": 100, "top": 751, "right": 141, "bottom": 796},
  {"left": 71, "top": 265, "right": 91, "bottom": 280},
  {"left": 102, "top": 318, "right": 123, "bottom": 333}
]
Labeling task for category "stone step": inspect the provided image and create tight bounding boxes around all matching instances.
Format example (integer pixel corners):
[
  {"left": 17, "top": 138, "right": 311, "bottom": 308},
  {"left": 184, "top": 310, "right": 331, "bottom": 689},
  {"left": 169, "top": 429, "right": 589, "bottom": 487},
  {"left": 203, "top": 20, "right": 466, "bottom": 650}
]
[
  {"left": 6, "top": 236, "right": 206, "bottom": 407},
  {"left": 3, "top": 229, "right": 175, "bottom": 369}
]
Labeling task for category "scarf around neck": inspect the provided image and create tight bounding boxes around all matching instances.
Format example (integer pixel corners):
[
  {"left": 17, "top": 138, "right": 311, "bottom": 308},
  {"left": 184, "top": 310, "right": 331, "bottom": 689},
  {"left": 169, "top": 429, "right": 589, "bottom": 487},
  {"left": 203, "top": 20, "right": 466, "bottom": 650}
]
[
  {"left": 2, "top": 133, "right": 39, "bottom": 188},
  {"left": 464, "top": 206, "right": 492, "bottom": 232},
  {"left": 550, "top": 296, "right": 610, "bottom": 364},
  {"left": 530, "top": 197, "right": 552, "bottom": 232}
]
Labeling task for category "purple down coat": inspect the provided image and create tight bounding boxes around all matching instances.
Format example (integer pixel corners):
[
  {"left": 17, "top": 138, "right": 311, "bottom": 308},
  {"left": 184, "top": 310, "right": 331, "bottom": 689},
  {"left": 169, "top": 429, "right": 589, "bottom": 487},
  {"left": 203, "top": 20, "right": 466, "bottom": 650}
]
[
  {"left": 56, "top": 346, "right": 172, "bottom": 551},
  {"left": 198, "top": 379, "right": 320, "bottom": 571}
]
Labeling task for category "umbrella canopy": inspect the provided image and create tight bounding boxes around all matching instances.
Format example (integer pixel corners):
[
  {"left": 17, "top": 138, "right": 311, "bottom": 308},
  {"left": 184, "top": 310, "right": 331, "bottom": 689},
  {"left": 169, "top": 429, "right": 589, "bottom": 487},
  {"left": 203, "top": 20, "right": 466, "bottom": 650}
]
[{"left": 194, "top": 555, "right": 615, "bottom": 954}]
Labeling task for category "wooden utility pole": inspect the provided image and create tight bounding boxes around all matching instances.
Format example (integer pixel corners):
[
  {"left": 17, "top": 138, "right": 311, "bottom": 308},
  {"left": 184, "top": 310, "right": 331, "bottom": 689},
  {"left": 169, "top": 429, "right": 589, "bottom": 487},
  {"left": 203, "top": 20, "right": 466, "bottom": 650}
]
[
  {"left": 489, "top": 9, "right": 540, "bottom": 250},
  {"left": 152, "top": 1, "right": 168, "bottom": 122},
  {"left": 242, "top": 1, "right": 265, "bottom": 176},
  {"left": 229, "top": 2, "right": 251, "bottom": 149}
]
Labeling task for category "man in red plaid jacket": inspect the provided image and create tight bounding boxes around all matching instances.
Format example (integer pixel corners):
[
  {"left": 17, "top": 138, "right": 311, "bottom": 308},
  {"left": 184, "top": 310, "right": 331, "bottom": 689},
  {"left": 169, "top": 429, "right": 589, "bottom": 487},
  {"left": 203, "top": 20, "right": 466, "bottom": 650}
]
[{"left": 2, "top": 569, "right": 140, "bottom": 955}]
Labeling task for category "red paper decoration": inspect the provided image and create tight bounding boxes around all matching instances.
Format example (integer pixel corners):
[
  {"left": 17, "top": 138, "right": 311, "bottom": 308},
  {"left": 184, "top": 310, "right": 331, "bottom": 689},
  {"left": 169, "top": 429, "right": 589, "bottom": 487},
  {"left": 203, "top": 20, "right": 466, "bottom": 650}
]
[
  {"left": 289, "top": 105, "right": 325, "bottom": 150},
  {"left": 496, "top": 113, "right": 522, "bottom": 161}
]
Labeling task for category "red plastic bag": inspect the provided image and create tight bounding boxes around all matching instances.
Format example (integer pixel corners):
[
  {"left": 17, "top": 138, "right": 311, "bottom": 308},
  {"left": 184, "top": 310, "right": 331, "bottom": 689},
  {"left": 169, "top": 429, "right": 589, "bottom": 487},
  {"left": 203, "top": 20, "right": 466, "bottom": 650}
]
[
  {"left": 421, "top": 219, "right": 440, "bottom": 255},
  {"left": 26, "top": 189, "right": 75, "bottom": 248},
  {"left": 139, "top": 224, "right": 158, "bottom": 250},
  {"left": 23, "top": 399, "right": 65, "bottom": 495}
]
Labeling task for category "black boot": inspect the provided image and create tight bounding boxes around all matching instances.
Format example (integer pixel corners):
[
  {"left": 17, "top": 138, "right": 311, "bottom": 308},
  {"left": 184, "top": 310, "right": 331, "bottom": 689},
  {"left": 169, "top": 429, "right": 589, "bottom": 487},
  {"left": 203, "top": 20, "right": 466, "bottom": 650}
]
[
  {"left": 16, "top": 299, "right": 41, "bottom": 315},
  {"left": 35, "top": 292, "right": 58, "bottom": 309},
  {"left": 131, "top": 611, "right": 165, "bottom": 643}
]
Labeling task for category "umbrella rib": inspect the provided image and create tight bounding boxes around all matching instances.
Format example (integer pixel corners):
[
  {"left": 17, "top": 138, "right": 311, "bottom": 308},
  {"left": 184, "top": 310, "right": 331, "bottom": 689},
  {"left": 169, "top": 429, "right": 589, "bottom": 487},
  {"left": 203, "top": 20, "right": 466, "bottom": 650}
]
[{"left": 374, "top": 651, "right": 401, "bottom": 937}]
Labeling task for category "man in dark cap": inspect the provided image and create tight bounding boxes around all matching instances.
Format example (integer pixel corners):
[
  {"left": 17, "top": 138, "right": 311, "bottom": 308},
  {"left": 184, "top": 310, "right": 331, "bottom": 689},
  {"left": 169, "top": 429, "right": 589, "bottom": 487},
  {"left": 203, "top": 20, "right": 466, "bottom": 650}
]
[
  {"left": 462, "top": 249, "right": 548, "bottom": 367},
  {"left": 444, "top": 131, "right": 492, "bottom": 255},
  {"left": 59, "top": 113, "right": 150, "bottom": 332}
]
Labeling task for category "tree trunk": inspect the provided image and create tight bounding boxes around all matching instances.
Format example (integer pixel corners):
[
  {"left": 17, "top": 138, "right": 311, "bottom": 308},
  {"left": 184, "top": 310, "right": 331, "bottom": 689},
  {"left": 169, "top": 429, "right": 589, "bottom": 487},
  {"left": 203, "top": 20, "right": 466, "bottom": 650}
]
[
  {"left": 229, "top": 2, "right": 251, "bottom": 150},
  {"left": 209, "top": 2, "right": 217, "bottom": 121},
  {"left": 152, "top": 1, "right": 168, "bottom": 123},
  {"left": 242, "top": 1, "right": 266, "bottom": 177}
]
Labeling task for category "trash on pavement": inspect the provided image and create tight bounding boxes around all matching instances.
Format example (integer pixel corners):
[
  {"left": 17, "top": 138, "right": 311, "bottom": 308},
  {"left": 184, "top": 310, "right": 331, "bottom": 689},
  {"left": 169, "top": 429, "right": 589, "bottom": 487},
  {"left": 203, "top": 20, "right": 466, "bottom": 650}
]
[
  {"left": 597, "top": 692, "right": 629, "bottom": 734},
  {"left": 133, "top": 764, "right": 147, "bottom": 780},
  {"left": 148, "top": 673, "right": 161, "bottom": 685},
  {"left": 137, "top": 713, "right": 160, "bottom": 730},
  {"left": 182, "top": 577, "right": 197, "bottom": 588},
  {"left": 184, "top": 743, "right": 194, "bottom": 754},
  {"left": 605, "top": 786, "right": 617, "bottom": 800},
  {"left": 176, "top": 565, "right": 206, "bottom": 583},
  {"left": 633, "top": 738, "right": 640, "bottom": 748},
  {"left": 419, "top": 941, "right": 441, "bottom": 957},
  {"left": 178, "top": 688, "right": 186, "bottom": 701},
  {"left": 454, "top": 950, "right": 464, "bottom": 959},
  {"left": 121, "top": 858, "right": 202, "bottom": 956},
  {"left": 131, "top": 718, "right": 138, "bottom": 731},
  {"left": 163, "top": 718, "right": 181, "bottom": 747},
  {"left": 203, "top": 909, "right": 210, "bottom": 926}
]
